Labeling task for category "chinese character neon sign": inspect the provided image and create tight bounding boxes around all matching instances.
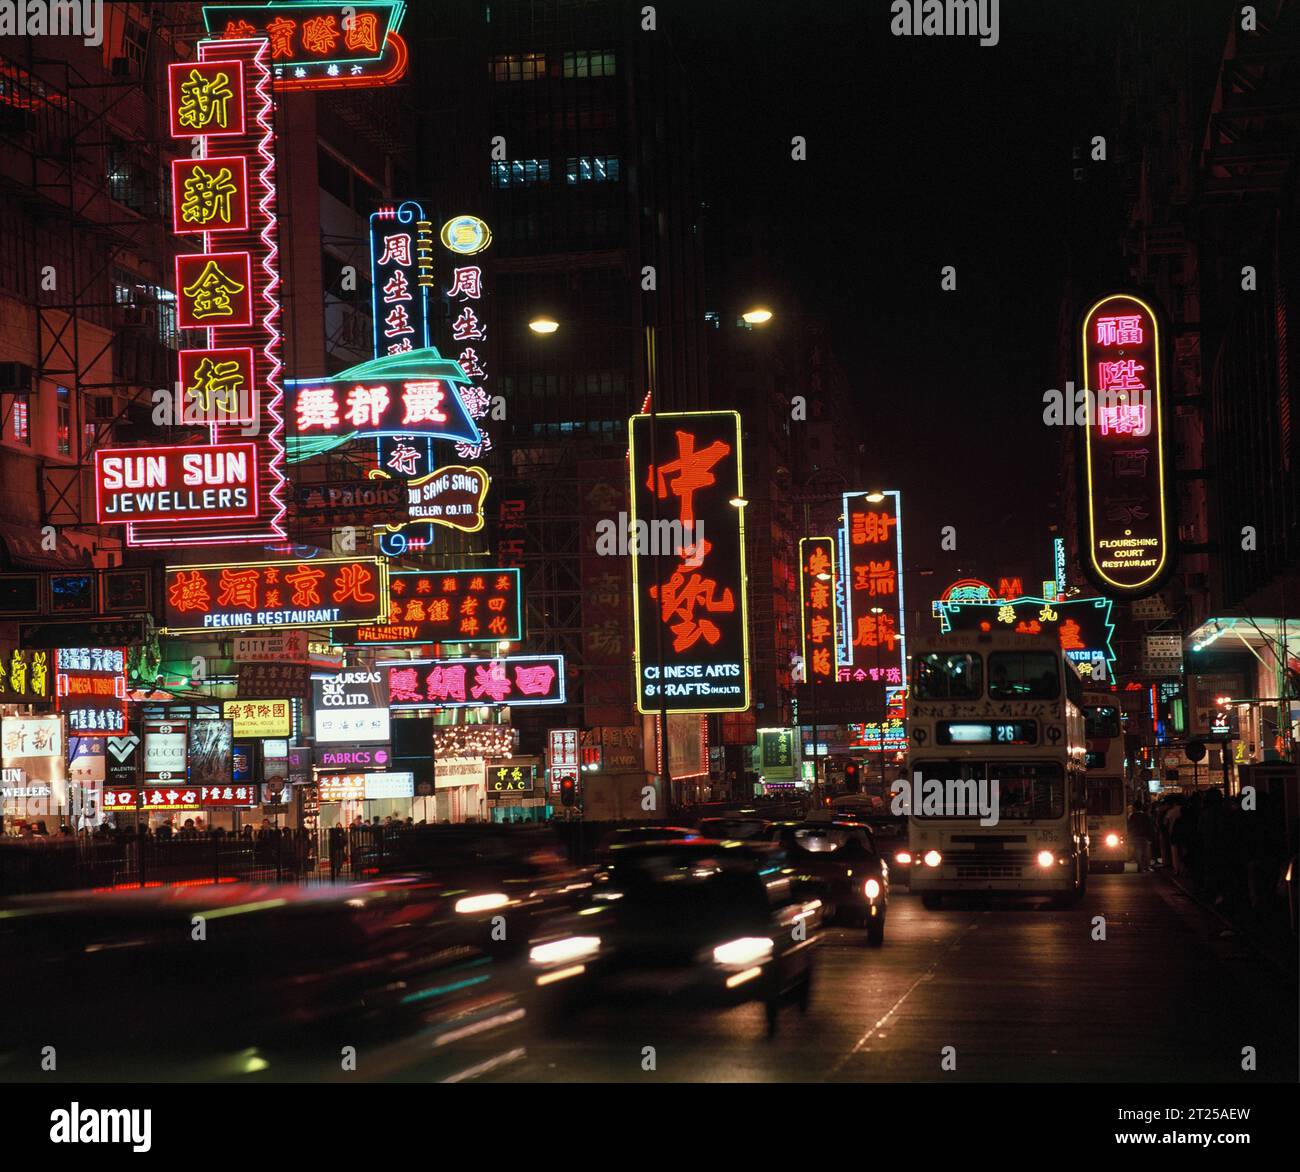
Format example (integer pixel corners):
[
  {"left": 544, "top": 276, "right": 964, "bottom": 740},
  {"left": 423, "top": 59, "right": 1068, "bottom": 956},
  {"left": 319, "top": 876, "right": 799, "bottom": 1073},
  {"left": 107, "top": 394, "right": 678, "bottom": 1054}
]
[
  {"left": 628, "top": 411, "right": 750, "bottom": 714},
  {"left": 840, "top": 490, "right": 906, "bottom": 689},
  {"left": 1080, "top": 293, "right": 1172, "bottom": 596},
  {"left": 334, "top": 567, "right": 522, "bottom": 647},
  {"left": 383, "top": 654, "right": 566, "bottom": 709},
  {"left": 799, "top": 536, "right": 838, "bottom": 685}
]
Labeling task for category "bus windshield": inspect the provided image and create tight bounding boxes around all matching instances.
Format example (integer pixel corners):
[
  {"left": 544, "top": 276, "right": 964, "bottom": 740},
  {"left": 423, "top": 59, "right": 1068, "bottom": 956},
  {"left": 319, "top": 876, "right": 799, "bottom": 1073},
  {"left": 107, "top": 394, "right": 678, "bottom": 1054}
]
[
  {"left": 914, "top": 653, "right": 982, "bottom": 699},
  {"left": 910, "top": 761, "right": 1065, "bottom": 821},
  {"left": 1083, "top": 705, "right": 1122, "bottom": 739},
  {"left": 987, "top": 652, "right": 1060, "bottom": 700}
]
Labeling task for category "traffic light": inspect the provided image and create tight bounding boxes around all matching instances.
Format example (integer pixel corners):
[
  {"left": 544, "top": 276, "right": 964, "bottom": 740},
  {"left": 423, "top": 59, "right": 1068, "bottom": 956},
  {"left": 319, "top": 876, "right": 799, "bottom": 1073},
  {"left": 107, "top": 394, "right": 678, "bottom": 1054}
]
[
  {"left": 843, "top": 761, "right": 861, "bottom": 793},
  {"left": 560, "top": 775, "right": 577, "bottom": 807}
]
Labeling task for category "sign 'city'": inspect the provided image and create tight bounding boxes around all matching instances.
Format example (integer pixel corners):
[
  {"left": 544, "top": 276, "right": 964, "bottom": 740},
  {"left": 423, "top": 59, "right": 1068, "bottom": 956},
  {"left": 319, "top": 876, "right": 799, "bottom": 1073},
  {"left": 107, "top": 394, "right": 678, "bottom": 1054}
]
[
  {"left": 1079, "top": 293, "right": 1173, "bottom": 597},
  {"left": 628, "top": 411, "right": 751, "bottom": 714},
  {"left": 163, "top": 558, "right": 388, "bottom": 632}
]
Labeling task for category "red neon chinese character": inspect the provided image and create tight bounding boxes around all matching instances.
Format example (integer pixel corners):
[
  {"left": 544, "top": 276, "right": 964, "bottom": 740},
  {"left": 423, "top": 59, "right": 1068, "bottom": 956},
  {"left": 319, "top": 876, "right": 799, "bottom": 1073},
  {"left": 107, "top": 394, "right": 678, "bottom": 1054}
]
[
  {"left": 377, "top": 233, "right": 412, "bottom": 267},
  {"left": 1096, "top": 359, "right": 1146, "bottom": 393},
  {"left": 384, "top": 305, "right": 413, "bottom": 338},
  {"left": 812, "top": 647, "right": 832, "bottom": 677},
  {"left": 301, "top": 14, "right": 340, "bottom": 55},
  {"left": 386, "top": 442, "right": 420, "bottom": 475},
  {"left": 285, "top": 566, "right": 325, "bottom": 607},
  {"left": 427, "top": 665, "right": 468, "bottom": 703},
  {"left": 332, "top": 563, "right": 376, "bottom": 604},
  {"left": 471, "top": 662, "right": 512, "bottom": 702},
  {"left": 650, "top": 554, "right": 736, "bottom": 653},
  {"left": 1098, "top": 403, "right": 1148, "bottom": 436},
  {"left": 646, "top": 430, "right": 730, "bottom": 528},
  {"left": 402, "top": 381, "right": 447, "bottom": 426},
  {"left": 809, "top": 580, "right": 831, "bottom": 610},
  {"left": 222, "top": 19, "right": 257, "bottom": 38},
  {"left": 452, "top": 307, "right": 484, "bottom": 340},
  {"left": 806, "top": 546, "right": 831, "bottom": 577},
  {"left": 344, "top": 12, "right": 381, "bottom": 52},
  {"left": 295, "top": 387, "right": 340, "bottom": 432},
  {"left": 852, "top": 613, "right": 897, "bottom": 650},
  {"left": 1059, "top": 619, "right": 1086, "bottom": 651},
  {"left": 809, "top": 615, "right": 832, "bottom": 644},
  {"left": 265, "top": 16, "right": 297, "bottom": 58},
  {"left": 217, "top": 568, "right": 259, "bottom": 610},
  {"left": 446, "top": 266, "right": 482, "bottom": 300},
  {"left": 1094, "top": 315, "right": 1143, "bottom": 346},
  {"left": 390, "top": 668, "right": 421, "bottom": 703},
  {"left": 168, "top": 570, "right": 210, "bottom": 613},
  {"left": 514, "top": 664, "right": 556, "bottom": 696},
  {"left": 383, "top": 270, "right": 410, "bottom": 303},
  {"left": 345, "top": 385, "right": 390, "bottom": 428},
  {"left": 850, "top": 510, "right": 896, "bottom": 545}
]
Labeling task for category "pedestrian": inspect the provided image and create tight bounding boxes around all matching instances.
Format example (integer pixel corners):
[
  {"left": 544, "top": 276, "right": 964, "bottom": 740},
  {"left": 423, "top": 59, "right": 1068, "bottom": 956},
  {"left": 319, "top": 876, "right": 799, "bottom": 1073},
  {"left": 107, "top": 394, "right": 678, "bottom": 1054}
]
[
  {"left": 1127, "top": 802, "right": 1154, "bottom": 872},
  {"left": 328, "top": 824, "right": 346, "bottom": 882}
]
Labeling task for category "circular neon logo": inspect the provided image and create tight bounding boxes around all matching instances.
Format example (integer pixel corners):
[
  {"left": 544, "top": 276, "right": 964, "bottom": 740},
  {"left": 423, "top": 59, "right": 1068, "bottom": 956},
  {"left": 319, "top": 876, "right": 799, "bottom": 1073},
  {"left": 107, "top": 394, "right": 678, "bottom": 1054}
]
[{"left": 440, "top": 215, "right": 492, "bottom": 255}]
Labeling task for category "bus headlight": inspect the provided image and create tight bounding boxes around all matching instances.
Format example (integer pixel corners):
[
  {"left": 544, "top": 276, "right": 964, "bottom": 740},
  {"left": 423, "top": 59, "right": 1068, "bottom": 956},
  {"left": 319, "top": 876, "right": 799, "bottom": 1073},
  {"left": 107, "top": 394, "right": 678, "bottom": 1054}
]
[
  {"left": 923, "top": 850, "right": 942, "bottom": 868},
  {"left": 1036, "top": 850, "right": 1056, "bottom": 868},
  {"left": 895, "top": 850, "right": 912, "bottom": 865},
  {"left": 864, "top": 878, "right": 881, "bottom": 900},
  {"left": 1104, "top": 832, "right": 1121, "bottom": 848}
]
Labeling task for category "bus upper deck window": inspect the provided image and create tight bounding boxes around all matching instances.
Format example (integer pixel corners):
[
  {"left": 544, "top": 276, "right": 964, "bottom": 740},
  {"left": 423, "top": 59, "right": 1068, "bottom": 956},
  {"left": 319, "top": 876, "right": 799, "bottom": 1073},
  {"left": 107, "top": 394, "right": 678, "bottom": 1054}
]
[
  {"left": 987, "top": 652, "right": 1060, "bottom": 699},
  {"left": 915, "top": 653, "right": 982, "bottom": 699}
]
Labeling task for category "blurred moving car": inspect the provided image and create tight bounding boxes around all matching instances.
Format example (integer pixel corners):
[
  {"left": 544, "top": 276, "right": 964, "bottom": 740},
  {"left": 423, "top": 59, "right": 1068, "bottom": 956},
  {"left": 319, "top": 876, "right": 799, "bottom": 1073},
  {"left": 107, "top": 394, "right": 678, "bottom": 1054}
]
[
  {"left": 364, "top": 824, "right": 593, "bottom": 960},
  {"left": 767, "top": 821, "right": 889, "bottom": 944},
  {"left": 594, "top": 824, "right": 700, "bottom": 859},
  {"left": 0, "top": 881, "right": 528, "bottom": 1083},
  {"left": 695, "top": 815, "right": 773, "bottom": 841},
  {"left": 529, "top": 840, "right": 822, "bottom": 1035},
  {"left": 858, "top": 813, "right": 912, "bottom": 885}
]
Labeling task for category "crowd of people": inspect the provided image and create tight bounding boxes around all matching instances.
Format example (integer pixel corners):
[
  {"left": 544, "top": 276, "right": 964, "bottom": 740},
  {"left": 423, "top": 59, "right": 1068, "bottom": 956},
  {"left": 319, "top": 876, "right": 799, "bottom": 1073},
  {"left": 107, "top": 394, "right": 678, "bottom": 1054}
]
[{"left": 1128, "top": 786, "right": 1297, "bottom": 932}]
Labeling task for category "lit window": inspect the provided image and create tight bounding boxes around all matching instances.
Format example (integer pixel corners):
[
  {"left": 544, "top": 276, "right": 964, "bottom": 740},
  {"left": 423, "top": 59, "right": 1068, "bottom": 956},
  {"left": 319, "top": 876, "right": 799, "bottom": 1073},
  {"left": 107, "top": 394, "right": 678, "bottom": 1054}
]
[
  {"left": 56, "top": 385, "right": 70, "bottom": 456},
  {"left": 563, "top": 51, "right": 615, "bottom": 79},
  {"left": 491, "top": 159, "right": 551, "bottom": 188},
  {"left": 491, "top": 53, "right": 545, "bottom": 82},
  {"left": 10, "top": 397, "right": 30, "bottom": 445},
  {"left": 565, "top": 155, "right": 620, "bottom": 184}
]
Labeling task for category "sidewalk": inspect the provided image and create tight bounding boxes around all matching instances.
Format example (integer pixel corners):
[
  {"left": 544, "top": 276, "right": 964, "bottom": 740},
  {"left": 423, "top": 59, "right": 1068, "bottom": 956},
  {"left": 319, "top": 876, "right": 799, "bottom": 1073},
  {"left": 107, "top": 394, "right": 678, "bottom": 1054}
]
[{"left": 1159, "top": 863, "right": 1297, "bottom": 977}]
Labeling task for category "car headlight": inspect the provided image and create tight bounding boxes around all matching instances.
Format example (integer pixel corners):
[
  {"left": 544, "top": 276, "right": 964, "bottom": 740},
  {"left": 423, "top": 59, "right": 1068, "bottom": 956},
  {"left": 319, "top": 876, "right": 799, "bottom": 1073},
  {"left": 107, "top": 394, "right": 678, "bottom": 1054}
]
[
  {"left": 712, "top": 937, "right": 774, "bottom": 968},
  {"left": 1104, "top": 833, "right": 1121, "bottom": 848},
  {"left": 454, "top": 893, "right": 511, "bottom": 914},
  {"left": 528, "top": 936, "right": 601, "bottom": 966},
  {"left": 864, "top": 878, "right": 881, "bottom": 899},
  {"left": 923, "top": 849, "right": 942, "bottom": 868},
  {"left": 895, "top": 850, "right": 912, "bottom": 865},
  {"left": 1036, "top": 850, "right": 1056, "bottom": 868}
]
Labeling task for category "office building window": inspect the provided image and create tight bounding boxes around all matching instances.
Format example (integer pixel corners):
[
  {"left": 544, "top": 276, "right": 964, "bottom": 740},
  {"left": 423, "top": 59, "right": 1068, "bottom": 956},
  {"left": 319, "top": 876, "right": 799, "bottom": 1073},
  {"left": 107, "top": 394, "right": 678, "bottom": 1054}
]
[
  {"left": 56, "top": 385, "right": 70, "bottom": 455},
  {"left": 492, "top": 159, "right": 551, "bottom": 188},
  {"left": 491, "top": 53, "right": 545, "bottom": 82},
  {"left": 563, "top": 51, "right": 615, "bottom": 78},
  {"left": 566, "top": 155, "right": 620, "bottom": 184}
]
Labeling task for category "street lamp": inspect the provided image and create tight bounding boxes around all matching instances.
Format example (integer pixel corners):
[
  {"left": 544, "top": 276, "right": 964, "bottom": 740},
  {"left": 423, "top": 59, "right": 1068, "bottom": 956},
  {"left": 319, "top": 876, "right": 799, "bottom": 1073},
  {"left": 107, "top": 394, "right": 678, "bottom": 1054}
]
[
  {"left": 865, "top": 490, "right": 886, "bottom": 503},
  {"left": 528, "top": 315, "right": 559, "bottom": 334},
  {"left": 741, "top": 307, "right": 773, "bottom": 325}
]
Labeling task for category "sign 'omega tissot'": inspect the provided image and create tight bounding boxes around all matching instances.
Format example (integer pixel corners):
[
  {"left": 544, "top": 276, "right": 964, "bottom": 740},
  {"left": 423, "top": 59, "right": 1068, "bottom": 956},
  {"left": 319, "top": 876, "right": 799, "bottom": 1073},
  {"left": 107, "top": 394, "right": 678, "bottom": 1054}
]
[{"left": 1080, "top": 294, "right": 1173, "bottom": 597}]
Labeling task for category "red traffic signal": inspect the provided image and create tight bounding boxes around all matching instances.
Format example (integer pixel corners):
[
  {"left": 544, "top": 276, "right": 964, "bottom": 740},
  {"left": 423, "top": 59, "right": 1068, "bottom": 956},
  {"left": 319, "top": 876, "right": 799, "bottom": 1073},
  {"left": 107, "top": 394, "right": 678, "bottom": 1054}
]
[
  {"left": 843, "top": 761, "right": 861, "bottom": 793},
  {"left": 559, "top": 775, "right": 577, "bottom": 807}
]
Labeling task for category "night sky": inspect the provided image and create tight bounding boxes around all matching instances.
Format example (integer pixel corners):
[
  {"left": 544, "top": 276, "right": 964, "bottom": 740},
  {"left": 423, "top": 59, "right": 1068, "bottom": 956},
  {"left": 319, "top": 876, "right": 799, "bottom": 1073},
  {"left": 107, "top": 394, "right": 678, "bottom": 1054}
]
[{"left": 670, "top": 0, "right": 1127, "bottom": 612}]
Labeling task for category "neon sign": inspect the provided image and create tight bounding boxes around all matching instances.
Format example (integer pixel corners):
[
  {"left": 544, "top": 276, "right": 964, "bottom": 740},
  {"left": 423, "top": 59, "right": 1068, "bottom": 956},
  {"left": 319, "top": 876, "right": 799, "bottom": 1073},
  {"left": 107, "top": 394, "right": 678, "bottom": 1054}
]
[
  {"left": 163, "top": 557, "right": 389, "bottom": 632},
  {"left": 403, "top": 464, "right": 490, "bottom": 530},
  {"left": 370, "top": 201, "right": 432, "bottom": 358},
  {"left": 55, "top": 648, "right": 127, "bottom": 737},
  {"left": 94, "top": 443, "right": 259, "bottom": 526},
  {"left": 799, "top": 536, "right": 838, "bottom": 685},
  {"left": 629, "top": 410, "right": 750, "bottom": 714},
  {"left": 840, "top": 490, "right": 906, "bottom": 688},
  {"left": 440, "top": 214, "right": 492, "bottom": 255},
  {"left": 1080, "top": 293, "right": 1172, "bottom": 596},
  {"left": 205, "top": 2, "right": 409, "bottom": 89},
  {"left": 333, "top": 567, "right": 522, "bottom": 647},
  {"left": 383, "top": 654, "right": 567, "bottom": 709},
  {"left": 285, "top": 348, "right": 482, "bottom": 454},
  {"left": 131, "top": 37, "right": 287, "bottom": 549}
]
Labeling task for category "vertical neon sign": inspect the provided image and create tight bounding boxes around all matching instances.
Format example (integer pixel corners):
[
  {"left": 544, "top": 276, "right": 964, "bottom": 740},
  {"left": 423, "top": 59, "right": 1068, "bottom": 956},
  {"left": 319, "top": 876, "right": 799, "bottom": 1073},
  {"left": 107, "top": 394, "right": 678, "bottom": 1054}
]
[
  {"left": 1079, "top": 293, "right": 1172, "bottom": 596},
  {"left": 840, "top": 490, "right": 906, "bottom": 690},
  {"left": 798, "top": 537, "right": 838, "bottom": 685},
  {"left": 138, "top": 38, "right": 287, "bottom": 548}
]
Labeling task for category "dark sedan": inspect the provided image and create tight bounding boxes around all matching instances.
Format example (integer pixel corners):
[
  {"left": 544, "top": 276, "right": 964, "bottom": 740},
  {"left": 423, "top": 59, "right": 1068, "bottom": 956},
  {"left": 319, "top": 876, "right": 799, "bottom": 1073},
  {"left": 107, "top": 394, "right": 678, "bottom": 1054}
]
[
  {"left": 528, "top": 839, "right": 823, "bottom": 1035},
  {"left": 767, "top": 821, "right": 889, "bottom": 944}
]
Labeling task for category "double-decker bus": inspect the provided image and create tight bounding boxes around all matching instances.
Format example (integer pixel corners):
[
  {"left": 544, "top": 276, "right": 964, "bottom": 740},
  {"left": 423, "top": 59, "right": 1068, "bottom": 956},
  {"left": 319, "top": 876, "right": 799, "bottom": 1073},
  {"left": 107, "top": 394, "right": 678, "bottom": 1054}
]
[
  {"left": 1081, "top": 691, "right": 1127, "bottom": 872},
  {"left": 906, "top": 632, "right": 1088, "bottom": 909}
]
